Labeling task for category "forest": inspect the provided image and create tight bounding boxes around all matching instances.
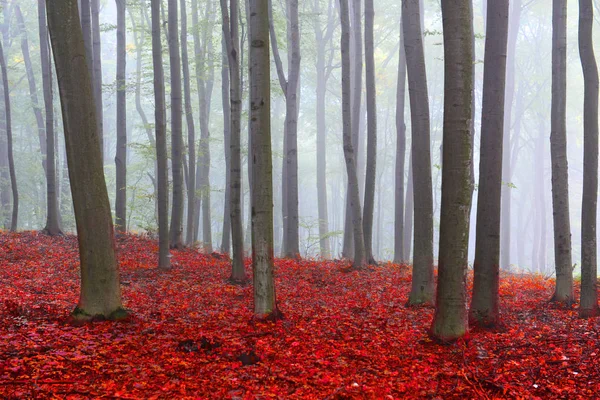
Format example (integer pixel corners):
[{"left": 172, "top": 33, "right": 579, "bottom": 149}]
[{"left": 1, "top": 0, "right": 600, "bottom": 398}]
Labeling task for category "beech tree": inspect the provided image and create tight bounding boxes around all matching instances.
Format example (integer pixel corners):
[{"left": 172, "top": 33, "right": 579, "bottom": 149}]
[
  {"left": 47, "top": 0, "right": 127, "bottom": 319},
  {"left": 470, "top": 0, "right": 510, "bottom": 328},
  {"left": 115, "top": 0, "right": 127, "bottom": 233},
  {"left": 403, "top": 0, "right": 434, "bottom": 305},
  {"left": 578, "top": 0, "right": 599, "bottom": 318},
  {"left": 394, "top": 14, "right": 407, "bottom": 264},
  {"left": 550, "top": 0, "right": 574, "bottom": 304},
  {"left": 0, "top": 39, "right": 15, "bottom": 232},
  {"left": 431, "top": 0, "right": 473, "bottom": 342}
]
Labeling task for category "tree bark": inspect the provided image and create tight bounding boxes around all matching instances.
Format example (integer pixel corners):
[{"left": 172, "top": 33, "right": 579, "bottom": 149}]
[
  {"left": 115, "top": 0, "right": 127, "bottom": 233},
  {"left": 221, "top": 0, "right": 246, "bottom": 282},
  {"left": 469, "top": 0, "right": 509, "bottom": 328},
  {"left": 150, "top": 0, "right": 171, "bottom": 270},
  {"left": 550, "top": 0, "right": 574, "bottom": 304},
  {"left": 362, "top": 0, "right": 376, "bottom": 265},
  {"left": 403, "top": 0, "right": 434, "bottom": 305},
  {"left": 578, "top": 0, "right": 599, "bottom": 318},
  {"left": 340, "top": 0, "right": 366, "bottom": 269},
  {"left": 220, "top": 39, "right": 232, "bottom": 254},
  {"left": 91, "top": 0, "right": 104, "bottom": 161},
  {"left": 47, "top": 0, "right": 126, "bottom": 319},
  {"left": 168, "top": 0, "right": 184, "bottom": 249},
  {"left": 394, "top": 14, "right": 407, "bottom": 264},
  {"left": 0, "top": 40, "right": 16, "bottom": 232},
  {"left": 431, "top": 0, "right": 474, "bottom": 342},
  {"left": 38, "top": 0, "right": 62, "bottom": 236}
]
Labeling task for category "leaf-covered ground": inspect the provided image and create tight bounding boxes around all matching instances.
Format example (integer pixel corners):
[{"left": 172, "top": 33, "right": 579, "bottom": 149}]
[{"left": 0, "top": 232, "right": 599, "bottom": 399}]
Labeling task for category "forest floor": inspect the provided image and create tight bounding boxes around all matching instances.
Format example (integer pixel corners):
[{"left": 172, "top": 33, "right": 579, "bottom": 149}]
[{"left": 0, "top": 232, "right": 599, "bottom": 399}]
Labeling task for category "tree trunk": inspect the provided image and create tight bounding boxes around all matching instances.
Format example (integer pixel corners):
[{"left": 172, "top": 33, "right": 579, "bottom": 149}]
[
  {"left": 220, "top": 39, "right": 232, "bottom": 254},
  {"left": 394, "top": 15, "right": 407, "bottom": 264},
  {"left": 91, "top": 0, "right": 104, "bottom": 161},
  {"left": 150, "top": 0, "right": 171, "bottom": 270},
  {"left": 578, "top": 0, "right": 599, "bottom": 318},
  {"left": 47, "top": 0, "right": 126, "bottom": 319},
  {"left": 431, "top": 0, "right": 473, "bottom": 342},
  {"left": 115, "top": 0, "right": 127, "bottom": 233},
  {"left": 340, "top": 0, "right": 366, "bottom": 269},
  {"left": 221, "top": 0, "right": 246, "bottom": 283},
  {"left": 38, "top": 0, "right": 62, "bottom": 236},
  {"left": 0, "top": 40, "right": 16, "bottom": 232},
  {"left": 403, "top": 0, "right": 434, "bottom": 305},
  {"left": 249, "top": 0, "right": 279, "bottom": 319},
  {"left": 550, "top": 0, "right": 574, "bottom": 304},
  {"left": 403, "top": 155, "right": 413, "bottom": 260},
  {"left": 469, "top": 0, "right": 509, "bottom": 328},
  {"left": 183, "top": 0, "right": 196, "bottom": 246},
  {"left": 362, "top": 0, "right": 376, "bottom": 265},
  {"left": 168, "top": 0, "right": 184, "bottom": 249}
]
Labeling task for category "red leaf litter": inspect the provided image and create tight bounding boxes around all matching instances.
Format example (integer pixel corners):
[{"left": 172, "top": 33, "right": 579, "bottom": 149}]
[{"left": 0, "top": 231, "right": 599, "bottom": 399}]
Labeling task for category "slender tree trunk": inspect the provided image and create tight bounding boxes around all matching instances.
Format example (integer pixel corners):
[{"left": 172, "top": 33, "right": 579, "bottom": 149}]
[
  {"left": 550, "top": 0, "right": 574, "bottom": 304},
  {"left": 403, "top": 0, "right": 434, "bottom": 305},
  {"left": 362, "top": 0, "right": 376, "bottom": 264},
  {"left": 340, "top": 0, "right": 366, "bottom": 269},
  {"left": 115, "top": 0, "right": 127, "bottom": 233},
  {"left": 578, "top": 0, "right": 599, "bottom": 318},
  {"left": 91, "top": 0, "right": 104, "bottom": 161},
  {"left": 469, "top": 0, "right": 509, "bottom": 328},
  {"left": 168, "top": 0, "right": 184, "bottom": 249},
  {"left": 47, "top": 0, "right": 126, "bottom": 319},
  {"left": 39, "top": 0, "right": 61, "bottom": 236},
  {"left": 403, "top": 155, "right": 413, "bottom": 260},
  {"left": 150, "top": 0, "right": 171, "bottom": 270},
  {"left": 220, "top": 40, "right": 232, "bottom": 254},
  {"left": 249, "top": 0, "right": 279, "bottom": 318},
  {"left": 221, "top": 0, "right": 246, "bottom": 283},
  {"left": 0, "top": 40, "right": 16, "bottom": 232},
  {"left": 0, "top": 12, "right": 7, "bottom": 228},
  {"left": 394, "top": 15, "right": 407, "bottom": 264},
  {"left": 431, "top": 0, "right": 473, "bottom": 342},
  {"left": 183, "top": 0, "right": 197, "bottom": 246}
]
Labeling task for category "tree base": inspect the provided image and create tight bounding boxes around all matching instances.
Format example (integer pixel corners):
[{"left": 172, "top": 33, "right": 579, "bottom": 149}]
[
  {"left": 254, "top": 308, "right": 284, "bottom": 322},
  {"left": 42, "top": 227, "right": 64, "bottom": 237},
  {"left": 579, "top": 307, "right": 600, "bottom": 319},
  {"left": 549, "top": 292, "right": 575, "bottom": 307},
  {"left": 227, "top": 276, "right": 249, "bottom": 286},
  {"left": 72, "top": 306, "right": 132, "bottom": 322}
]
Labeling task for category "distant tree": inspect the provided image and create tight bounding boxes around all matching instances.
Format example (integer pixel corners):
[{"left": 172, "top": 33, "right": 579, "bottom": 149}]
[
  {"left": 0, "top": 39, "right": 16, "bottom": 232},
  {"left": 470, "top": 0, "right": 509, "bottom": 328},
  {"left": 340, "top": 0, "right": 366, "bottom": 269},
  {"left": 47, "top": 0, "right": 127, "bottom": 319},
  {"left": 431, "top": 0, "right": 474, "bottom": 342},
  {"left": 168, "top": 0, "right": 184, "bottom": 249},
  {"left": 363, "top": 0, "right": 377, "bottom": 265},
  {"left": 250, "top": 0, "right": 279, "bottom": 318},
  {"left": 550, "top": 0, "right": 574, "bottom": 304},
  {"left": 38, "top": 0, "right": 62, "bottom": 236},
  {"left": 151, "top": 0, "right": 171, "bottom": 270},
  {"left": 403, "top": 0, "right": 434, "bottom": 305},
  {"left": 394, "top": 14, "right": 407, "bottom": 264},
  {"left": 269, "top": 0, "right": 301, "bottom": 259},
  {"left": 115, "top": 0, "right": 127, "bottom": 233},
  {"left": 578, "top": 0, "right": 599, "bottom": 318},
  {"left": 220, "top": 39, "right": 232, "bottom": 255},
  {"left": 221, "top": 0, "right": 246, "bottom": 283}
]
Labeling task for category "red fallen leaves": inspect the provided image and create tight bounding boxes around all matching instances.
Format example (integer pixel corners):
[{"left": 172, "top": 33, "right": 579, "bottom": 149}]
[{"left": 0, "top": 231, "right": 599, "bottom": 399}]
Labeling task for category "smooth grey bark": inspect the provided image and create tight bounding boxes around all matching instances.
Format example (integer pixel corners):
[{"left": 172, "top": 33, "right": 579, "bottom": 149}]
[
  {"left": 47, "top": 0, "right": 126, "bottom": 319},
  {"left": 500, "top": 0, "right": 521, "bottom": 271},
  {"left": 313, "top": 0, "right": 335, "bottom": 259},
  {"left": 0, "top": 1, "right": 7, "bottom": 227},
  {"left": 0, "top": 39, "right": 16, "bottom": 232},
  {"left": 362, "top": 0, "right": 376, "bottom": 264},
  {"left": 220, "top": 39, "right": 232, "bottom": 254},
  {"left": 578, "top": 0, "right": 599, "bottom": 318},
  {"left": 221, "top": 0, "right": 246, "bottom": 282},
  {"left": 550, "top": 0, "right": 574, "bottom": 304},
  {"left": 80, "top": 0, "right": 94, "bottom": 87},
  {"left": 431, "top": 0, "right": 473, "bottom": 342},
  {"left": 168, "top": 0, "right": 184, "bottom": 249},
  {"left": 115, "top": 0, "right": 127, "bottom": 233},
  {"left": 394, "top": 16, "right": 407, "bottom": 264},
  {"left": 151, "top": 0, "right": 171, "bottom": 270},
  {"left": 470, "top": 0, "right": 509, "bottom": 328},
  {"left": 403, "top": 155, "right": 413, "bottom": 260},
  {"left": 403, "top": 0, "right": 434, "bottom": 305},
  {"left": 340, "top": 0, "right": 366, "bottom": 269},
  {"left": 183, "top": 0, "right": 196, "bottom": 246},
  {"left": 269, "top": 0, "right": 301, "bottom": 258},
  {"left": 91, "top": 0, "right": 104, "bottom": 161},
  {"left": 250, "top": 0, "right": 279, "bottom": 318},
  {"left": 38, "top": 0, "right": 61, "bottom": 236}
]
